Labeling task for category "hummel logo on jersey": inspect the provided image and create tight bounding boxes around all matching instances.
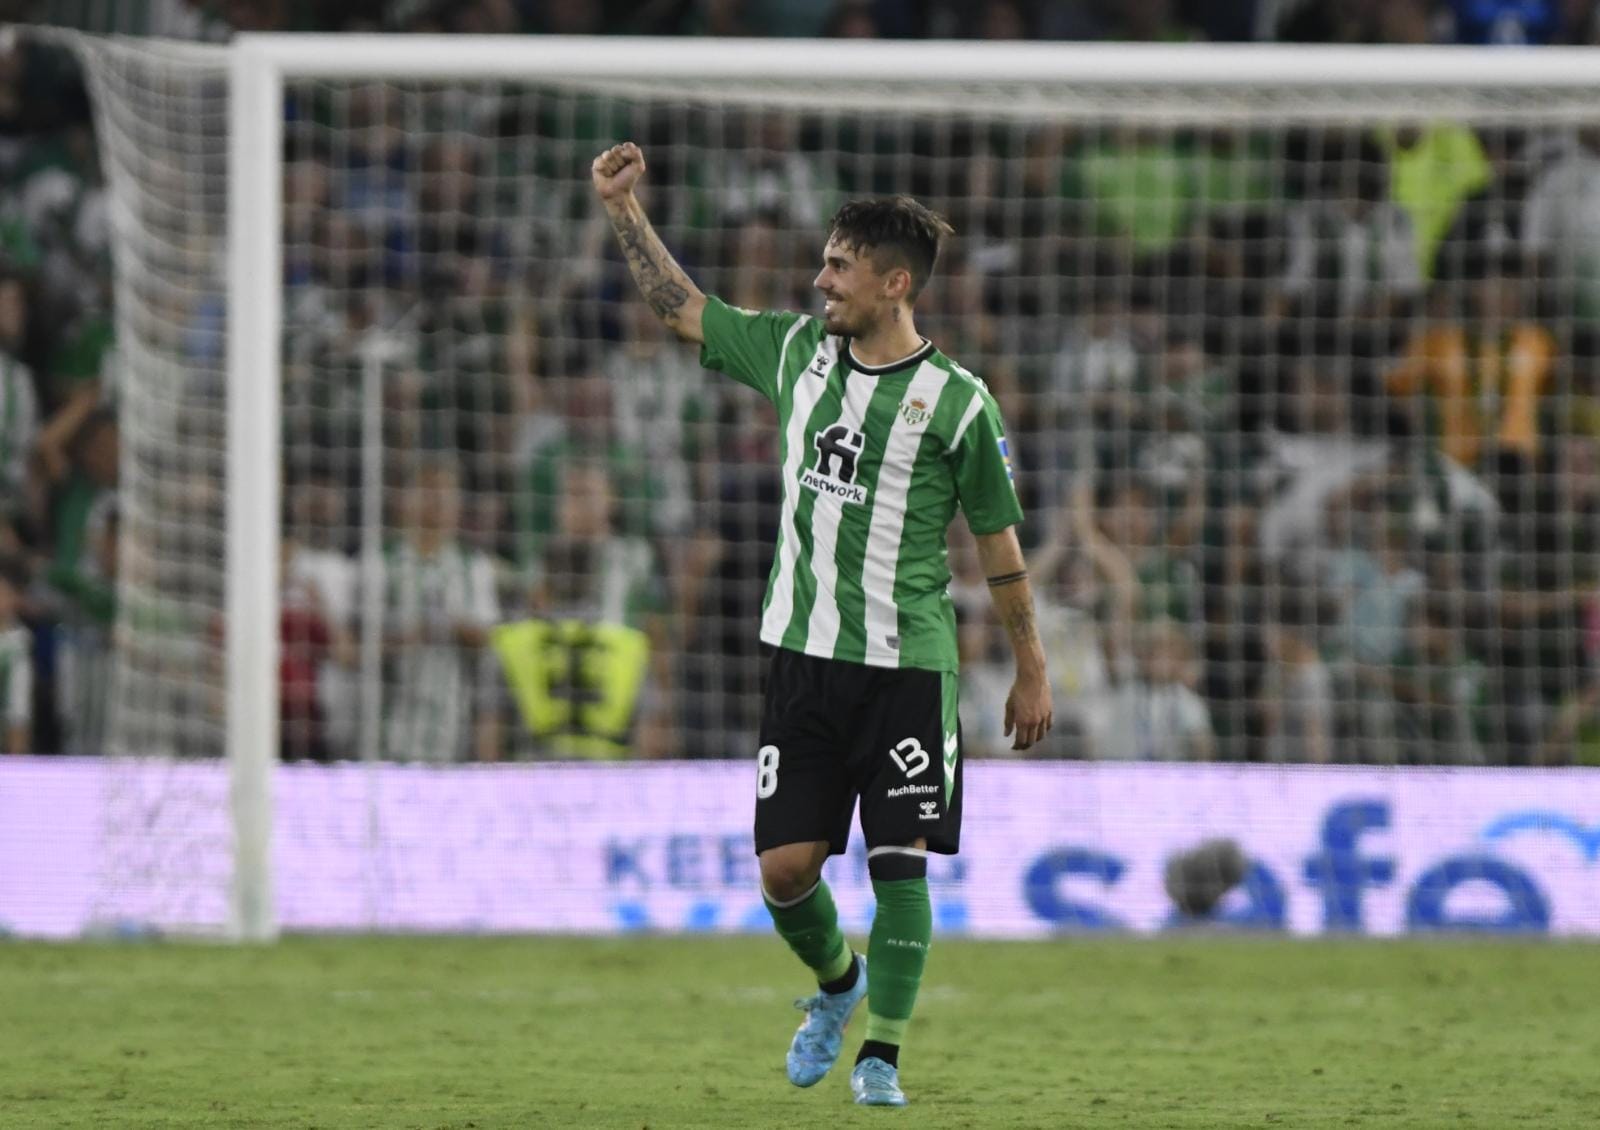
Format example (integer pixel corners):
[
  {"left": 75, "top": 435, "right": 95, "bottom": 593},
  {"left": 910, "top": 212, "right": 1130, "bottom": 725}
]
[
  {"left": 806, "top": 355, "right": 831, "bottom": 379},
  {"left": 918, "top": 801, "right": 940, "bottom": 820},
  {"left": 801, "top": 423, "right": 868, "bottom": 504},
  {"left": 888, "top": 737, "right": 930, "bottom": 779}
]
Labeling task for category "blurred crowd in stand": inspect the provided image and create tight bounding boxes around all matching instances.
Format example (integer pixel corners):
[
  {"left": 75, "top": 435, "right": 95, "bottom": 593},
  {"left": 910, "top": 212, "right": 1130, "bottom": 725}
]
[{"left": 1, "top": 2, "right": 1597, "bottom": 765}]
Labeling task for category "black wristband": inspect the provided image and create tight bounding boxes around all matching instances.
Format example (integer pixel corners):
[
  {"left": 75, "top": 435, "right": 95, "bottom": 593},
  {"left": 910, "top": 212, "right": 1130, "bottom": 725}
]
[{"left": 986, "top": 570, "right": 1028, "bottom": 588}]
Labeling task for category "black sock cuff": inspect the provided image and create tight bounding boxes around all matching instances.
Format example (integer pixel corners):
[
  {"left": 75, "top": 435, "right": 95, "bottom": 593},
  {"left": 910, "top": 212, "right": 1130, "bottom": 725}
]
[
  {"left": 819, "top": 952, "right": 860, "bottom": 995},
  {"left": 857, "top": 1039, "right": 900, "bottom": 1068}
]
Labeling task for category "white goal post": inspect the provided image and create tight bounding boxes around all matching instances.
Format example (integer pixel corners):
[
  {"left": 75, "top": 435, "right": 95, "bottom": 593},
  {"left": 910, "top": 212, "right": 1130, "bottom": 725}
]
[{"left": 59, "top": 32, "right": 1600, "bottom": 941}]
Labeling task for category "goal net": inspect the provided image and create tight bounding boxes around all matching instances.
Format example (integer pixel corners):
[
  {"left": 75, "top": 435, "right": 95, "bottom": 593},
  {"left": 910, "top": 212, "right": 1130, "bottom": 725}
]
[{"left": 50, "top": 34, "right": 1600, "bottom": 937}]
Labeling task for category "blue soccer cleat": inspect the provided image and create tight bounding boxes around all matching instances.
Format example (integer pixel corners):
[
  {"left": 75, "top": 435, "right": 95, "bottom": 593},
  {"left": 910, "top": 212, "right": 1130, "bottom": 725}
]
[
  {"left": 785, "top": 957, "right": 867, "bottom": 1087},
  {"left": 850, "top": 1056, "right": 909, "bottom": 1106}
]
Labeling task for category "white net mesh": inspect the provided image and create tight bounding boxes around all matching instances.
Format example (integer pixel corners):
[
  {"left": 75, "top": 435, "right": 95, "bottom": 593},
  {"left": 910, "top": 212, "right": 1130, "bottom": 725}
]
[
  {"left": 75, "top": 43, "right": 1600, "bottom": 770},
  {"left": 78, "top": 37, "right": 229, "bottom": 762},
  {"left": 38, "top": 36, "right": 1600, "bottom": 936},
  {"left": 53, "top": 36, "right": 234, "bottom": 933}
]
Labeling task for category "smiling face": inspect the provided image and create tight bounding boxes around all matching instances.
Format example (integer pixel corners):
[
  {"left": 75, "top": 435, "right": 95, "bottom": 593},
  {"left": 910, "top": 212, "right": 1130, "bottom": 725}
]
[
  {"left": 813, "top": 238, "right": 907, "bottom": 339},
  {"left": 817, "top": 197, "right": 953, "bottom": 340},
  {"left": 812, "top": 238, "right": 876, "bottom": 336}
]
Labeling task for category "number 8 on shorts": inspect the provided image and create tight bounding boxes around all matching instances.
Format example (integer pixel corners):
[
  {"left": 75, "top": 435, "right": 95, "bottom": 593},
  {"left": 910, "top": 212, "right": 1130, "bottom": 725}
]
[{"left": 756, "top": 744, "right": 781, "bottom": 799}]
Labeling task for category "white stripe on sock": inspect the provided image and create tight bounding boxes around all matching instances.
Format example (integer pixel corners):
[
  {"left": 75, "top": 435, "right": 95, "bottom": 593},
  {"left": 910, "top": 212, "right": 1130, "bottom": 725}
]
[
  {"left": 761, "top": 879, "right": 821, "bottom": 909},
  {"left": 865, "top": 845, "right": 929, "bottom": 860}
]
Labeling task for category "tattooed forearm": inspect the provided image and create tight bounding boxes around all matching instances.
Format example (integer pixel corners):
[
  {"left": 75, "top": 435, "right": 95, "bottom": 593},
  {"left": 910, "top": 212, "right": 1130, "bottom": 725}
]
[
  {"left": 998, "top": 589, "right": 1040, "bottom": 649},
  {"left": 646, "top": 280, "right": 691, "bottom": 319},
  {"left": 973, "top": 526, "right": 1047, "bottom": 677},
  {"left": 989, "top": 573, "right": 1047, "bottom": 680},
  {"left": 607, "top": 201, "right": 700, "bottom": 328}
]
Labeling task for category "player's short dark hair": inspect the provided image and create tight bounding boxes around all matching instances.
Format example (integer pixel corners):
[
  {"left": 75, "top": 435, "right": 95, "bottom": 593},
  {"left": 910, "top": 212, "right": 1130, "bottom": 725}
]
[{"left": 826, "top": 195, "right": 954, "bottom": 300}]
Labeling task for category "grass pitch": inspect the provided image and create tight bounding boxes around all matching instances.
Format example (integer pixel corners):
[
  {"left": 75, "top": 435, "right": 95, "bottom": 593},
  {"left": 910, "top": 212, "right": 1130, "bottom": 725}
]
[{"left": 3, "top": 934, "right": 1596, "bottom": 1128}]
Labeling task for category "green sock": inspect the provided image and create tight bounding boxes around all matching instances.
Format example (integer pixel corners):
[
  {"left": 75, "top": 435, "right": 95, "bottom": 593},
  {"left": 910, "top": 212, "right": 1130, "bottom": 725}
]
[
  {"left": 764, "top": 879, "right": 852, "bottom": 983},
  {"left": 864, "top": 877, "right": 932, "bottom": 1048}
]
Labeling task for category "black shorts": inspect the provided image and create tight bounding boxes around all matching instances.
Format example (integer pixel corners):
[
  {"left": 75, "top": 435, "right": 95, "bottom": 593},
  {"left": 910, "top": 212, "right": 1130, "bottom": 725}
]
[{"left": 753, "top": 647, "right": 963, "bottom": 857}]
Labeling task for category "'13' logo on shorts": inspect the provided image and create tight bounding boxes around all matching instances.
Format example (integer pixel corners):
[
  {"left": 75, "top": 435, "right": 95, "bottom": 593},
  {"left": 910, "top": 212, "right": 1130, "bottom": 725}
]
[{"left": 888, "top": 737, "right": 930, "bottom": 779}]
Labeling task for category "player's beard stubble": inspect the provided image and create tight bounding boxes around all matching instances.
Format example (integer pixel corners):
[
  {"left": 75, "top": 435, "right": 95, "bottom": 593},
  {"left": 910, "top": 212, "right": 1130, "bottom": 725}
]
[{"left": 824, "top": 299, "right": 879, "bottom": 340}]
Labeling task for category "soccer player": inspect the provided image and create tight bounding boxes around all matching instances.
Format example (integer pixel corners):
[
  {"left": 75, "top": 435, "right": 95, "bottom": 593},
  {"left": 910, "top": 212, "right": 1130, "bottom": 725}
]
[{"left": 592, "top": 142, "right": 1052, "bottom": 1107}]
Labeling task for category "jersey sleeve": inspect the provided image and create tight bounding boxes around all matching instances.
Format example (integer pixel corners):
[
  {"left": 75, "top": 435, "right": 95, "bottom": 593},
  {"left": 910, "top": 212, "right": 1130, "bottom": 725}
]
[
  {"left": 697, "top": 295, "right": 803, "bottom": 403},
  {"left": 951, "top": 389, "right": 1025, "bottom": 535}
]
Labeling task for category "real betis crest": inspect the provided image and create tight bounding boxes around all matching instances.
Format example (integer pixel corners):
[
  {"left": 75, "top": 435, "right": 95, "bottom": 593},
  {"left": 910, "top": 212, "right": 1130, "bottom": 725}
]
[{"left": 898, "top": 396, "right": 932, "bottom": 426}]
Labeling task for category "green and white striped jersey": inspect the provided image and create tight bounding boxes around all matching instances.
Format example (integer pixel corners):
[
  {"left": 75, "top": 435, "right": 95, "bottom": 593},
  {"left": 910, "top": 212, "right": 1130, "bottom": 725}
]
[{"left": 699, "top": 296, "right": 1023, "bottom": 672}]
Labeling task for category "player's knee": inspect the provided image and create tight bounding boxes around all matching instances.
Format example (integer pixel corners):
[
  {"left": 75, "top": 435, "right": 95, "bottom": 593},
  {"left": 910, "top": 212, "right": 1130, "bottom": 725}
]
[
  {"left": 759, "top": 845, "right": 825, "bottom": 903},
  {"left": 760, "top": 865, "right": 819, "bottom": 904},
  {"left": 867, "top": 845, "right": 929, "bottom": 882}
]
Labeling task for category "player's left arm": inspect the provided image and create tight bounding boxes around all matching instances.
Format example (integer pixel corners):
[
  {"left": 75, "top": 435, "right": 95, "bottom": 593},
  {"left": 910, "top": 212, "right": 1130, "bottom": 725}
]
[
  {"left": 974, "top": 526, "right": 1053, "bottom": 751},
  {"left": 952, "top": 386, "right": 1051, "bottom": 750}
]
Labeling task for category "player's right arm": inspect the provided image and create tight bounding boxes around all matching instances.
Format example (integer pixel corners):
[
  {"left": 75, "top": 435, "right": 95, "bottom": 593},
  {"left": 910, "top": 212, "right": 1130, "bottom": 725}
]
[{"left": 591, "top": 142, "right": 706, "bottom": 344}]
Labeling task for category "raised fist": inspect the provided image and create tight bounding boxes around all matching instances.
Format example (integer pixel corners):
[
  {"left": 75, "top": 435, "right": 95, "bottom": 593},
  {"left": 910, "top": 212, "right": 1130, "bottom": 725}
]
[{"left": 592, "top": 142, "right": 646, "bottom": 201}]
